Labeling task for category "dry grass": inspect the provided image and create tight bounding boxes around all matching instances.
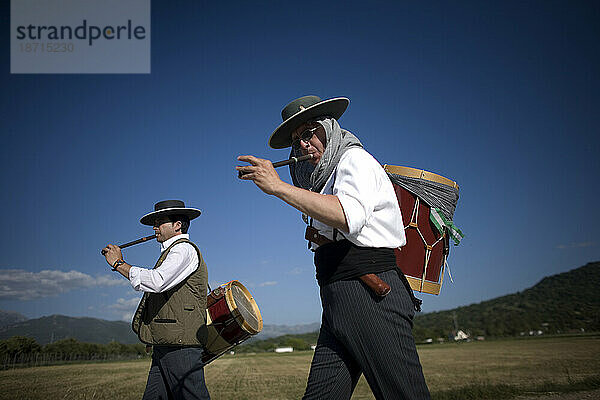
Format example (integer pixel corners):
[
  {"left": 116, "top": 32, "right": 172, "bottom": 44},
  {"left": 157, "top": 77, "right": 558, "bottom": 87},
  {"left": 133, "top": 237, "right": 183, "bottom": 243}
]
[
  {"left": 0, "top": 335, "right": 598, "bottom": 400},
  {"left": 418, "top": 335, "right": 600, "bottom": 389}
]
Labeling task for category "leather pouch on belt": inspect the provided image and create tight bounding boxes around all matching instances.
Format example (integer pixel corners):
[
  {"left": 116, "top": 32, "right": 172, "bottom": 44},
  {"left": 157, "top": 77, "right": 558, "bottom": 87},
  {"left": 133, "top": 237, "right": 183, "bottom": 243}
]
[
  {"left": 358, "top": 274, "right": 391, "bottom": 297},
  {"left": 305, "top": 226, "right": 392, "bottom": 297}
]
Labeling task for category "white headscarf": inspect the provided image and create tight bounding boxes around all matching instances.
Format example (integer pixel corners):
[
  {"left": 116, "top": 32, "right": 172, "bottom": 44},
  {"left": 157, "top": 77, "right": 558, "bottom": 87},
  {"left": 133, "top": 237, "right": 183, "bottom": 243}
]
[{"left": 289, "top": 117, "right": 362, "bottom": 192}]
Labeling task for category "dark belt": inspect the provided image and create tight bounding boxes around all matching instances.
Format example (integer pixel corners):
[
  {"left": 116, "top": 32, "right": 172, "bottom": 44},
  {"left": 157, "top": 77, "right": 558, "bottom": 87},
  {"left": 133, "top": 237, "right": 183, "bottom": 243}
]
[{"left": 305, "top": 226, "right": 391, "bottom": 297}]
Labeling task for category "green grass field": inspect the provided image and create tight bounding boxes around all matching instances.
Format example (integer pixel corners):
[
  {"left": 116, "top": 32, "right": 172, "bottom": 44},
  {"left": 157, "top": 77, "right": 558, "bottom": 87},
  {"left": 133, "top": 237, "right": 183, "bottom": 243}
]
[{"left": 1, "top": 335, "right": 598, "bottom": 400}]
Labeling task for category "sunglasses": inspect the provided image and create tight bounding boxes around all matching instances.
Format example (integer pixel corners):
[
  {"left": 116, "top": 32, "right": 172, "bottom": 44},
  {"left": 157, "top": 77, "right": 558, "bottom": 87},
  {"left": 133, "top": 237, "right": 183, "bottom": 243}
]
[{"left": 291, "top": 126, "right": 319, "bottom": 149}]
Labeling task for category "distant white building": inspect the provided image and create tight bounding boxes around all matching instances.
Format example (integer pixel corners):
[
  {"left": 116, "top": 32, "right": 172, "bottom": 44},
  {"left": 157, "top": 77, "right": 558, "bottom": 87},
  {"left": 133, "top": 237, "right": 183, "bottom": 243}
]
[
  {"left": 275, "top": 347, "right": 293, "bottom": 353},
  {"left": 454, "top": 330, "right": 469, "bottom": 341}
]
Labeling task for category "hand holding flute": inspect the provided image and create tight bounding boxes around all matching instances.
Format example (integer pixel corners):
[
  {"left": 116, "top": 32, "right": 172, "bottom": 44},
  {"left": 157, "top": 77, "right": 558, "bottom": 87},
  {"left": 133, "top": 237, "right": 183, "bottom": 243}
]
[
  {"left": 101, "top": 243, "right": 125, "bottom": 271},
  {"left": 101, "top": 234, "right": 156, "bottom": 273},
  {"left": 236, "top": 152, "right": 346, "bottom": 229},
  {"left": 237, "top": 154, "right": 313, "bottom": 178},
  {"left": 236, "top": 154, "right": 313, "bottom": 195}
]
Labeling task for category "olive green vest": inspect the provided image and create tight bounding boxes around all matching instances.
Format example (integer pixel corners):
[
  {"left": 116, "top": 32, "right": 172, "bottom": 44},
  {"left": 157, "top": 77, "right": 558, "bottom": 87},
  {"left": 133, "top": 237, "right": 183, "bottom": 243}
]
[{"left": 132, "top": 237, "right": 208, "bottom": 346}]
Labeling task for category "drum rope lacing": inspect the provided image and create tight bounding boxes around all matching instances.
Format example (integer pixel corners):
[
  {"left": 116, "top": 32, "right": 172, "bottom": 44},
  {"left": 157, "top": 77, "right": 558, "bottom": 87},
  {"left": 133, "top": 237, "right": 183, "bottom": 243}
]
[{"left": 405, "top": 195, "right": 448, "bottom": 291}]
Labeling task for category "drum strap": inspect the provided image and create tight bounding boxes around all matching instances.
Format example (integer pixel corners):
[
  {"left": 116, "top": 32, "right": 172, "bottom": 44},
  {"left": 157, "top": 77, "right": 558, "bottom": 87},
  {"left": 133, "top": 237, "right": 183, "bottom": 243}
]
[{"left": 396, "top": 269, "right": 423, "bottom": 312}]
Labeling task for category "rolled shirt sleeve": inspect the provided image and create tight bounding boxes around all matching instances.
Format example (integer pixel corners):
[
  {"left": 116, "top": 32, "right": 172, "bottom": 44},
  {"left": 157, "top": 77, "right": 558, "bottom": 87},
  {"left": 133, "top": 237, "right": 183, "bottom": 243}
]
[
  {"left": 129, "top": 242, "right": 198, "bottom": 293},
  {"left": 311, "top": 148, "right": 405, "bottom": 249}
]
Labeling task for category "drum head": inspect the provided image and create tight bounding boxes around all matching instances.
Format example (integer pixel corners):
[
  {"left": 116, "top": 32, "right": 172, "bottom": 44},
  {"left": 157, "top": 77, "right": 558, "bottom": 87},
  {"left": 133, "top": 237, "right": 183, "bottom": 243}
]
[
  {"left": 225, "top": 281, "right": 263, "bottom": 334},
  {"left": 384, "top": 164, "right": 458, "bottom": 189}
]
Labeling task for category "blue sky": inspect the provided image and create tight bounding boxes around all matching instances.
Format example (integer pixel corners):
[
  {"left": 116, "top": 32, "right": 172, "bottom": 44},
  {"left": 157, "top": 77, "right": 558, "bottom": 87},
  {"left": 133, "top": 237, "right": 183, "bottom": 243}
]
[{"left": 1, "top": 1, "right": 598, "bottom": 326}]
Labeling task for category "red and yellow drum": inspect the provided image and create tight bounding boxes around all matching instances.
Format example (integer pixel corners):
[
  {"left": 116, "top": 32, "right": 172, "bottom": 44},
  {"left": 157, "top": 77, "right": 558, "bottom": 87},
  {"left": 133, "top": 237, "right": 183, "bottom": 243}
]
[
  {"left": 203, "top": 280, "right": 263, "bottom": 364},
  {"left": 384, "top": 165, "right": 459, "bottom": 295}
]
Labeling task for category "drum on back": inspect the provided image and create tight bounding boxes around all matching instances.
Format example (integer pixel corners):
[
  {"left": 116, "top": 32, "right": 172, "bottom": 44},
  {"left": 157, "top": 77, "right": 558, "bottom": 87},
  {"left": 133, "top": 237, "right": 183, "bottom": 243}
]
[
  {"left": 203, "top": 280, "right": 263, "bottom": 364},
  {"left": 384, "top": 165, "right": 460, "bottom": 295}
]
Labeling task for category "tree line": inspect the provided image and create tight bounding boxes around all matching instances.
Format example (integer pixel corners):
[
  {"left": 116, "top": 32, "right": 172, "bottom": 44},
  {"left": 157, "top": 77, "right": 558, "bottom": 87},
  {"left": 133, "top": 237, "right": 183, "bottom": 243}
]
[{"left": 1, "top": 336, "right": 148, "bottom": 369}]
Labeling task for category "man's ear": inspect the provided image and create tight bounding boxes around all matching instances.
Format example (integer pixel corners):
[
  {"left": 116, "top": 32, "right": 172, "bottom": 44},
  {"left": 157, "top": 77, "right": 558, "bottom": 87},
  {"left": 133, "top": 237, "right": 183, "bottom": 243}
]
[{"left": 173, "top": 220, "right": 182, "bottom": 232}]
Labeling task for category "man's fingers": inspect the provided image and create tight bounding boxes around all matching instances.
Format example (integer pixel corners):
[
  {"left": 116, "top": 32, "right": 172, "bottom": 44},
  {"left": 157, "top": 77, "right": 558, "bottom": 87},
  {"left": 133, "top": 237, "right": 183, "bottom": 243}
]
[
  {"left": 103, "top": 244, "right": 120, "bottom": 253},
  {"left": 237, "top": 155, "right": 275, "bottom": 169},
  {"left": 237, "top": 155, "right": 260, "bottom": 165},
  {"left": 236, "top": 165, "right": 256, "bottom": 176},
  {"left": 236, "top": 155, "right": 279, "bottom": 187}
]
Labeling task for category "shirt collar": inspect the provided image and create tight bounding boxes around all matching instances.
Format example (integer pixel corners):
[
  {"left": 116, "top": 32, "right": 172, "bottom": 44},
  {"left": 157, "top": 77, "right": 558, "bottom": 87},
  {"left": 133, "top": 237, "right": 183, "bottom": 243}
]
[{"left": 160, "top": 233, "right": 189, "bottom": 252}]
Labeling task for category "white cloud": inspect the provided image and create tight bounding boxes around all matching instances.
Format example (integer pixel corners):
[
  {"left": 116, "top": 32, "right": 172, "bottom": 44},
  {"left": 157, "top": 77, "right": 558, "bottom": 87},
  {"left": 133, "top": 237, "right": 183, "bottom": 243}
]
[
  {"left": 109, "top": 297, "right": 141, "bottom": 321},
  {"left": 556, "top": 241, "right": 596, "bottom": 249},
  {"left": 259, "top": 281, "right": 277, "bottom": 287},
  {"left": 0, "top": 269, "right": 127, "bottom": 301},
  {"left": 288, "top": 267, "right": 303, "bottom": 275}
]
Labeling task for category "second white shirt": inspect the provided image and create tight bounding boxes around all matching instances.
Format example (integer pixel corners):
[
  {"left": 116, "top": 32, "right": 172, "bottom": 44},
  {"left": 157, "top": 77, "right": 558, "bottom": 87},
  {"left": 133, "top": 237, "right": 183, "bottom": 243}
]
[{"left": 128, "top": 233, "right": 199, "bottom": 293}]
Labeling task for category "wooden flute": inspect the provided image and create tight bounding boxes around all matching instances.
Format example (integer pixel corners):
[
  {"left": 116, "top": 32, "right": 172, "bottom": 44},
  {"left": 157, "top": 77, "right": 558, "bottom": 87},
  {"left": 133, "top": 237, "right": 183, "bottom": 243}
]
[
  {"left": 238, "top": 153, "right": 313, "bottom": 178},
  {"left": 101, "top": 234, "right": 156, "bottom": 255}
]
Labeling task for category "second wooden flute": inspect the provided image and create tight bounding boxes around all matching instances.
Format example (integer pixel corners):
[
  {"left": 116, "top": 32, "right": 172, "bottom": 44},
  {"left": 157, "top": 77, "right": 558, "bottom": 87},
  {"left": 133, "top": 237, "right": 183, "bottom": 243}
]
[
  {"left": 101, "top": 234, "right": 156, "bottom": 255},
  {"left": 238, "top": 154, "right": 313, "bottom": 178}
]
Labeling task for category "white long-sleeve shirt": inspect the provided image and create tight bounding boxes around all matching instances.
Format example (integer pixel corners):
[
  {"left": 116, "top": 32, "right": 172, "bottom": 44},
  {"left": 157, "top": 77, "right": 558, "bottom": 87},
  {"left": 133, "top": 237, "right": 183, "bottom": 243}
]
[
  {"left": 128, "top": 234, "right": 199, "bottom": 293},
  {"left": 310, "top": 148, "right": 406, "bottom": 249}
]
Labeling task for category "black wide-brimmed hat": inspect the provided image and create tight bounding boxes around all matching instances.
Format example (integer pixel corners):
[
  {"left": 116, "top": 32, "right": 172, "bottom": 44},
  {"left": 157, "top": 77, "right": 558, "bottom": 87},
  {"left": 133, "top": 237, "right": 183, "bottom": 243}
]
[
  {"left": 268, "top": 95, "right": 349, "bottom": 149},
  {"left": 140, "top": 200, "right": 201, "bottom": 226}
]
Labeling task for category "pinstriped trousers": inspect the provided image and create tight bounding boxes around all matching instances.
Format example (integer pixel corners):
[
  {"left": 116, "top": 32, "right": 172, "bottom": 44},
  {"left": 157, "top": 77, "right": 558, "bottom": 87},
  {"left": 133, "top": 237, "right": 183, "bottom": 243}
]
[{"left": 303, "top": 269, "right": 430, "bottom": 400}]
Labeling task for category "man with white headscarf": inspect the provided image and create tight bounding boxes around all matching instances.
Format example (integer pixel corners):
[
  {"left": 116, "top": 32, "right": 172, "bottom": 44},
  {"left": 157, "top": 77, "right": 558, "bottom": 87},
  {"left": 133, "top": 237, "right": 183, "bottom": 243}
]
[{"left": 237, "top": 95, "right": 430, "bottom": 400}]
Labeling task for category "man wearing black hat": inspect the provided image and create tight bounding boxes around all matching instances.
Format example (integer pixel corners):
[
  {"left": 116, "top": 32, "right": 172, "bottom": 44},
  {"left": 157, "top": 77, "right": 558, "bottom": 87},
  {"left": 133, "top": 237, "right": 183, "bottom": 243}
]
[
  {"left": 237, "top": 96, "right": 430, "bottom": 399},
  {"left": 102, "top": 200, "right": 211, "bottom": 400}
]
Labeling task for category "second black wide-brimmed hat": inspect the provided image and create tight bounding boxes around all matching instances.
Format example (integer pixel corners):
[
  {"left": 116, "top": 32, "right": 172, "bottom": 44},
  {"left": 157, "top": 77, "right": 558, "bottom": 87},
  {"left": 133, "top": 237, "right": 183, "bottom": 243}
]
[
  {"left": 268, "top": 95, "right": 349, "bottom": 149},
  {"left": 140, "top": 200, "right": 201, "bottom": 226}
]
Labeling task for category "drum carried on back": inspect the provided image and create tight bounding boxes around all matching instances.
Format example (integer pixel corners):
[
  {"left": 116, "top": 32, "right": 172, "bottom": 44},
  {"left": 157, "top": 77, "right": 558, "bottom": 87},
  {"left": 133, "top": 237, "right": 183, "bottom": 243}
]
[
  {"left": 202, "top": 280, "right": 263, "bottom": 364},
  {"left": 384, "top": 165, "right": 463, "bottom": 295}
]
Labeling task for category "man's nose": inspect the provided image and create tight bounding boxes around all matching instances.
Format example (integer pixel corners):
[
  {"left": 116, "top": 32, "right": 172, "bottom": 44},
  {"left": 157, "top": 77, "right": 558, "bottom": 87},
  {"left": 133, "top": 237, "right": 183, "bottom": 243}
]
[{"left": 299, "top": 140, "right": 310, "bottom": 152}]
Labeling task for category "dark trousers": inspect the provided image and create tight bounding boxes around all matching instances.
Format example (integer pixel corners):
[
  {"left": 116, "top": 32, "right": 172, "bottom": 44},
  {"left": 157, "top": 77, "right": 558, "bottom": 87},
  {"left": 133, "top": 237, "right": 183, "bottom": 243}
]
[
  {"left": 142, "top": 346, "right": 211, "bottom": 400},
  {"left": 303, "top": 269, "right": 430, "bottom": 400}
]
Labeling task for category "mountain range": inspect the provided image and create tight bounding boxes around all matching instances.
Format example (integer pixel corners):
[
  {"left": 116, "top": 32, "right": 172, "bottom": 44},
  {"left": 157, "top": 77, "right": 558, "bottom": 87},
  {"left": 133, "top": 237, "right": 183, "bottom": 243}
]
[
  {"left": 0, "top": 312, "right": 319, "bottom": 345},
  {"left": 411, "top": 261, "right": 599, "bottom": 340},
  {"left": 0, "top": 310, "right": 27, "bottom": 328},
  {"left": 1, "top": 261, "right": 598, "bottom": 344}
]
